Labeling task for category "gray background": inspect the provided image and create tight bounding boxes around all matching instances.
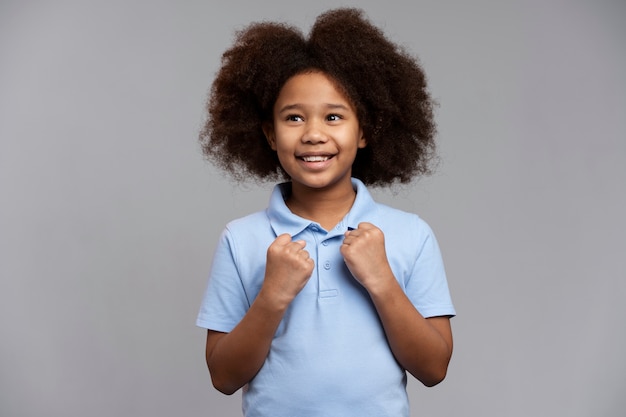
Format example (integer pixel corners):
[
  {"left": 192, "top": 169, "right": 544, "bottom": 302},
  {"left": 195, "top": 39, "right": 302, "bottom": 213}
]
[{"left": 1, "top": 0, "right": 625, "bottom": 416}]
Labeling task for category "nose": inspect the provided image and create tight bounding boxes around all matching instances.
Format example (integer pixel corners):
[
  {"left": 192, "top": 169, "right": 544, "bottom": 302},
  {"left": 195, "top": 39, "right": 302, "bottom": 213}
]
[{"left": 301, "top": 119, "right": 328, "bottom": 144}]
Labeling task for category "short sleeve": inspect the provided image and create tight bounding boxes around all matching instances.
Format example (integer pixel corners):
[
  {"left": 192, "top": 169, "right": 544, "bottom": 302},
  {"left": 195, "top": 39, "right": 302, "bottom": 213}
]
[
  {"left": 405, "top": 219, "right": 456, "bottom": 318},
  {"left": 196, "top": 227, "right": 250, "bottom": 332}
]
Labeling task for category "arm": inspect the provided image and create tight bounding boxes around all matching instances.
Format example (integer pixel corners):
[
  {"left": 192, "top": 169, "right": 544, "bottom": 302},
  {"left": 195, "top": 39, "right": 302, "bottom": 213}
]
[
  {"left": 341, "top": 223, "right": 453, "bottom": 386},
  {"left": 366, "top": 283, "right": 452, "bottom": 386},
  {"left": 205, "top": 234, "right": 314, "bottom": 395}
]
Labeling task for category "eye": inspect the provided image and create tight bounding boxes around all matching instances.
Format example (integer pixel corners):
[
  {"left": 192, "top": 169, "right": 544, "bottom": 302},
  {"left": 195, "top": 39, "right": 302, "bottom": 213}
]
[
  {"left": 326, "top": 114, "right": 343, "bottom": 122},
  {"left": 285, "top": 114, "right": 304, "bottom": 122}
]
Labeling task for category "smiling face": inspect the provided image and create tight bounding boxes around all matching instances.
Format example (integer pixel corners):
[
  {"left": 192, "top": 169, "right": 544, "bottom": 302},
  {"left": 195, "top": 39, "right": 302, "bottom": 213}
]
[{"left": 264, "top": 71, "right": 366, "bottom": 196}]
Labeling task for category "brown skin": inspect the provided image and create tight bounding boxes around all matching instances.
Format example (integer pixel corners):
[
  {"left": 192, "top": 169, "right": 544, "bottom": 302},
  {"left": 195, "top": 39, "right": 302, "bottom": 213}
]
[
  {"left": 200, "top": 8, "right": 438, "bottom": 187},
  {"left": 205, "top": 224, "right": 452, "bottom": 394},
  {"left": 341, "top": 222, "right": 453, "bottom": 386},
  {"left": 205, "top": 72, "right": 452, "bottom": 394},
  {"left": 206, "top": 234, "right": 314, "bottom": 395},
  {"left": 202, "top": 8, "right": 452, "bottom": 395}
]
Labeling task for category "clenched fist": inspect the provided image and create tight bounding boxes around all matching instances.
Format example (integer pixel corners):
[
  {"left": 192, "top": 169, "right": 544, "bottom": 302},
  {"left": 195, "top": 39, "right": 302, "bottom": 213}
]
[
  {"left": 341, "top": 222, "right": 395, "bottom": 293},
  {"left": 262, "top": 233, "right": 315, "bottom": 308}
]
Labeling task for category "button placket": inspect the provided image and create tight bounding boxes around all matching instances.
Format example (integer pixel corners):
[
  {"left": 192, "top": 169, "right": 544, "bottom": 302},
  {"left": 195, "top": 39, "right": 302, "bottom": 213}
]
[{"left": 317, "top": 233, "right": 341, "bottom": 299}]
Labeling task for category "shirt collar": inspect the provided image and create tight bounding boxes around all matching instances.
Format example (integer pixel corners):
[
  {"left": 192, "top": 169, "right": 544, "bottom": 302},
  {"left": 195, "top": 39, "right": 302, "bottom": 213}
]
[
  {"left": 266, "top": 178, "right": 378, "bottom": 237},
  {"left": 344, "top": 178, "right": 378, "bottom": 229}
]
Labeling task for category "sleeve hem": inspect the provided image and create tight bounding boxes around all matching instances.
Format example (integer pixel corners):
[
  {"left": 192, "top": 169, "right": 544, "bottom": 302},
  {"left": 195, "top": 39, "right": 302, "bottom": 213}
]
[
  {"left": 195, "top": 318, "right": 237, "bottom": 333},
  {"left": 419, "top": 306, "right": 456, "bottom": 319}
]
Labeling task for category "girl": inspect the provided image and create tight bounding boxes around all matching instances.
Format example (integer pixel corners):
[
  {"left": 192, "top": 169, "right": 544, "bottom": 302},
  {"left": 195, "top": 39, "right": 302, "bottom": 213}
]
[{"left": 196, "top": 8, "right": 455, "bottom": 417}]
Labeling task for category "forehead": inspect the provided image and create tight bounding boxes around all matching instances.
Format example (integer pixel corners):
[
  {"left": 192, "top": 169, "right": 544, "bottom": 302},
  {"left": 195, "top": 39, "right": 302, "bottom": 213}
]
[{"left": 274, "top": 71, "right": 354, "bottom": 109}]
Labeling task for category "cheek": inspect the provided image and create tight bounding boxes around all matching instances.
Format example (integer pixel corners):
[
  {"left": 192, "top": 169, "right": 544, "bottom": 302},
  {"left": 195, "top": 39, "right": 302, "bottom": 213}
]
[
  {"left": 273, "top": 138, "right": 293, "bottom": 157},
  {"left": 274, "top": 148, "right": 295, "bottom": 171}
]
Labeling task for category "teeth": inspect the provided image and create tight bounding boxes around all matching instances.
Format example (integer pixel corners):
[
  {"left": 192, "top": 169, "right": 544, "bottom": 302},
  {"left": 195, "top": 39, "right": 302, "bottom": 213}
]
[{"left": 302, "top": 156, "right": 329, "bottom": 162}]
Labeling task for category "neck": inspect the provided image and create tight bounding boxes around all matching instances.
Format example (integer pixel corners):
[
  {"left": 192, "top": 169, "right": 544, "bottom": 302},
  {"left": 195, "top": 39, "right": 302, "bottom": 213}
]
[{"left": 286, "top": 180, "right": 356, "bottom": 231}]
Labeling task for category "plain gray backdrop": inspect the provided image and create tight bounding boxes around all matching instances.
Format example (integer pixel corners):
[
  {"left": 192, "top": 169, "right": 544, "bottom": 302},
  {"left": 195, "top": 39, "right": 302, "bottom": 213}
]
[{"left": 1, "top": 1, "right": 625, "bottom": 416}]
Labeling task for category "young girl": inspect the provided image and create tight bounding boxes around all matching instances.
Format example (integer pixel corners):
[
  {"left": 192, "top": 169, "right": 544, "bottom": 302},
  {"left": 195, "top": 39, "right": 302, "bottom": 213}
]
[{"left": 196, "top": 8, "right": 455, "bottom": 417}]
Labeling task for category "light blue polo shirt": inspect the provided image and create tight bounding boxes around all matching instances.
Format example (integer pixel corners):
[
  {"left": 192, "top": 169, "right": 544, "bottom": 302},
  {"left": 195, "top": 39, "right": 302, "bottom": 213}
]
[{"left": 197, "top": 178, "right": 455, "bottom": 417}]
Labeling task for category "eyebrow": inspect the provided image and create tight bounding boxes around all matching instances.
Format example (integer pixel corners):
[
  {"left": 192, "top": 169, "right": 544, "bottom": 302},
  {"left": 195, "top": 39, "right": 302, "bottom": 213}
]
[{"left": 277, "top": 103, "right": 350, "bottom": 113}]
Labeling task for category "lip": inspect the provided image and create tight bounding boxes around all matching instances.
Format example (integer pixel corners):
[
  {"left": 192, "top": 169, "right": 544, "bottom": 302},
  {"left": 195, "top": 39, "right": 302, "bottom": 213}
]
[
  {"left": 296, "top": 151, "right": 335, "bottom": 158},
  {"left": 296, "top": 152, "right": 335, "bottom": 161},
  {"left": 296, "top": 152, "right": 335, "bottom": 170}
]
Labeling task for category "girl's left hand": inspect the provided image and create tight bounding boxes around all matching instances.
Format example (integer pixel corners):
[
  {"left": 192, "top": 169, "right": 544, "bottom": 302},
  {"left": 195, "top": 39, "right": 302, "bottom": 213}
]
[{"left": 340, "top": 222, "right": 394, "bottom": 292}]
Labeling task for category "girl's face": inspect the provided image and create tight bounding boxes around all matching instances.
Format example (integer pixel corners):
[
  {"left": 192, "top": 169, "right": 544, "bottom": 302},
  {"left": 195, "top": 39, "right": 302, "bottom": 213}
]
[{"left": 264, "top": 71, "right": 366, "bottom": 194}]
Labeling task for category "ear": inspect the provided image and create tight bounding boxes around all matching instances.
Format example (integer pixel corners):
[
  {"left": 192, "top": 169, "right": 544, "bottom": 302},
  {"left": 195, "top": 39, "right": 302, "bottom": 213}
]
[
  {"left": 262, "top": 122, "right": 276, "bottom": 150},
  {"left": 357, "top": 129, "right": 367, "bottom": 149}
]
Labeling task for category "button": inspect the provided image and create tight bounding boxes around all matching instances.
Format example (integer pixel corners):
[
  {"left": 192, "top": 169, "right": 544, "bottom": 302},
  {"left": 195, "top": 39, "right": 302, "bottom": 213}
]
[
  {"left": 323, "top": 261, "right": 331, "bottom": 270},
  {"left": 322, "top": 240, "right": 329, "bottom": 246},
  {"left": 310, "top": 225, "right": 319, "bottom": 232}
]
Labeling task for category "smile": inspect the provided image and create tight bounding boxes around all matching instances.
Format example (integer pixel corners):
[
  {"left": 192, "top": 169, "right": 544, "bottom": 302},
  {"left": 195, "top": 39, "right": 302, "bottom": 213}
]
[{"left": 300, "top": 155, "right": 331, "bottom": 162}]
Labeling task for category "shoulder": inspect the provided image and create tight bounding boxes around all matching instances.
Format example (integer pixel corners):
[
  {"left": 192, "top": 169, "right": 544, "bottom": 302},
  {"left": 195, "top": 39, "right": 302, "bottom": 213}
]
[
  {"left": 214, "top": 210, "right": 275, "bottom": 275},
  {"left": 352, "top": 179, "right": 435, "bottom": 242},
  {"left": 217, "top": 210, "right": 273, "bottom": 249},
  {"left": 374, "top": 202, "right": 433, "bottom": 237},
  {"left": 372, "top": 202, "right": 441, "bottom": 267},
  {"left": 224, "top": 210, "right": 270, "bottom": 233}
]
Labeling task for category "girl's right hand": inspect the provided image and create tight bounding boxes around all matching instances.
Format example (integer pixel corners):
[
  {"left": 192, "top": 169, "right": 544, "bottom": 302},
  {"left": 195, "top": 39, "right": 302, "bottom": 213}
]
[{"left": 261, "top": 233, "right": 314, "bottom": 308}]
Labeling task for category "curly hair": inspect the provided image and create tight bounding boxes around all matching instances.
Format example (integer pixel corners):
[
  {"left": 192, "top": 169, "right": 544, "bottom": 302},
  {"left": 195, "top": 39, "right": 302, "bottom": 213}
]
[{"left": 200, "top": 8, "right": 437, "bottom": 186}]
